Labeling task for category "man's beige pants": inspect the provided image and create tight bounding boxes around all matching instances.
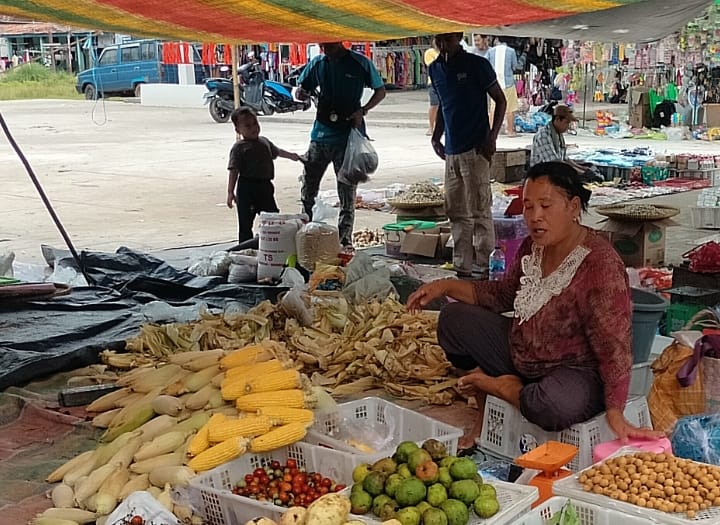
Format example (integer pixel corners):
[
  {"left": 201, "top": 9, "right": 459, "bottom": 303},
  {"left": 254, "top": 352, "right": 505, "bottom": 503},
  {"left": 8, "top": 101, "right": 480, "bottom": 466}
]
[{"left": 444, "top": 149, "right": 495, "bottom": 274}]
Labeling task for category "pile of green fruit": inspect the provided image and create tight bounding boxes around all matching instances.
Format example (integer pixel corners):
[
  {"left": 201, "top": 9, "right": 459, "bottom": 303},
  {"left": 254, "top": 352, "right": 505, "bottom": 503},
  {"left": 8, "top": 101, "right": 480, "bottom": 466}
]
[{"left": 349, "top": 439, "right": 500, "bottom": 525}]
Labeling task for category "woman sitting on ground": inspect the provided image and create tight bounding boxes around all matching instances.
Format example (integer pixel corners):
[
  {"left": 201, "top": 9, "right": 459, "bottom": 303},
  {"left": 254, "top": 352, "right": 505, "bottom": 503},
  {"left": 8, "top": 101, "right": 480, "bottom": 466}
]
[{"left": 408, "top": 161, "right": 663, "bottom": 449}]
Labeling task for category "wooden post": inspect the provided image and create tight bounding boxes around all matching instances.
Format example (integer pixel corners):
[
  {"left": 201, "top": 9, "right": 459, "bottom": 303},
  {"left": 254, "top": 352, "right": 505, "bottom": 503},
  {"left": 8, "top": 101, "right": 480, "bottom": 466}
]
[{"left": 232, "top": 44, "right": 241, "bottom": 110}]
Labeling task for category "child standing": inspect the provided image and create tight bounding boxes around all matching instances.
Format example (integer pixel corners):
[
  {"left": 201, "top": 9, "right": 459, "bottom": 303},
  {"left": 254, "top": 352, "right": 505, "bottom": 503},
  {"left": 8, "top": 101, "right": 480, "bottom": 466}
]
[{"left": 226, "top": 107, "right": 300, "bottom": 243}]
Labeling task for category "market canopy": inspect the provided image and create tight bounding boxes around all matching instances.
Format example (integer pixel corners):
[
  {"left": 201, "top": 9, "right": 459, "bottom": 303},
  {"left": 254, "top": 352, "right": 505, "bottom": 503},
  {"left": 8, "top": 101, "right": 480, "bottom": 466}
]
[{"left": 0, "top": 0, "right": 713, "bottom": 43}]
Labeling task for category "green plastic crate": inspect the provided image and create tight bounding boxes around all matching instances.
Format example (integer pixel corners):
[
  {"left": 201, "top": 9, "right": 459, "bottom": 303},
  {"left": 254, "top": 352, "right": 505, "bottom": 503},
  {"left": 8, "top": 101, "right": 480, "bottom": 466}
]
[{"left": 663, "top": 303, "right": 704, "bottom": 335}]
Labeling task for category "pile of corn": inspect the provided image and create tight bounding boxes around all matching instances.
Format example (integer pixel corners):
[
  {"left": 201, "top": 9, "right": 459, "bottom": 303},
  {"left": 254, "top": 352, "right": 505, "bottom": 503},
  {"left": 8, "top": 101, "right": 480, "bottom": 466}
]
[
  {"left": 40, "top": 343, "right": 315, "bottom": 525},
  {"left": 116, "top": 297, "right": 456, "bottom": 406}
]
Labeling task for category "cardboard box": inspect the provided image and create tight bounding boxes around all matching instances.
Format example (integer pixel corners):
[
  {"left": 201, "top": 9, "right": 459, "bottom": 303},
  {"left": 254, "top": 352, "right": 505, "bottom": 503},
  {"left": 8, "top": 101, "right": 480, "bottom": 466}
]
[
  {"left": 628, "top": 87, "right": 651, "bottom": 128},
  {"left": 400, "top": 227, "right": 440, "bottom": 258},
  {"left": 491, "top": 149, "right": 529, "bottom": 183},
  {"left": 705, "top": 104, "right": 720, "bottom": 128},
  {"left": 601, "top": 218, "right": 677, "bottom": 267}
]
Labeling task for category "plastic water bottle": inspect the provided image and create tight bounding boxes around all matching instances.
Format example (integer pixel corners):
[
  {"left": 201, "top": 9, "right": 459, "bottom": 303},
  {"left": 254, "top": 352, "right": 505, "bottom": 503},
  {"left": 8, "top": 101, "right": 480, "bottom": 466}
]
[{"left": 489, "top": 246, "right": 506, "bottom": 281}]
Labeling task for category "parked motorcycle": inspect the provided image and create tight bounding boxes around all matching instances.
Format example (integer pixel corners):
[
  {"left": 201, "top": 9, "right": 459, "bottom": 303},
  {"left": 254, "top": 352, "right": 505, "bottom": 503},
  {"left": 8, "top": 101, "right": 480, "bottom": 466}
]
[{"left": 202, "top": 63, "right": 311, "bottom": 123}]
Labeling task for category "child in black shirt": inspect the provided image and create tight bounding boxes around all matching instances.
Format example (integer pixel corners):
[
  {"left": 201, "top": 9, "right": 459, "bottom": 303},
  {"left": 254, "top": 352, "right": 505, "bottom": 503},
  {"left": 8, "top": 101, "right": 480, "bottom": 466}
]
[{"left": 226, "top": 107, "right": 300, "bottom": 243}]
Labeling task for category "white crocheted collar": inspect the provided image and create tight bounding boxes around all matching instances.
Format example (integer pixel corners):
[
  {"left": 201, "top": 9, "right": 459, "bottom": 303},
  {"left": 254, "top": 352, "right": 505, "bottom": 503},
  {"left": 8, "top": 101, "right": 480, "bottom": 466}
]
[{"left": 513, "top": 243, "right": 591, "bottom": 325}]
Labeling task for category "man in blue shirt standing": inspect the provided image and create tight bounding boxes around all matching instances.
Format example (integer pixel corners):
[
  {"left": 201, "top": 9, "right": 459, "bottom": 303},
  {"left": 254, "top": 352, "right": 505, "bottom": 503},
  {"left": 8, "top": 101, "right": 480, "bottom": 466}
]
[
  {"left": 429, "top": 33, "right": 506, "bottom": 277},
  {"left": 297, "top": 42, "right": 386, "bottom": 248}
]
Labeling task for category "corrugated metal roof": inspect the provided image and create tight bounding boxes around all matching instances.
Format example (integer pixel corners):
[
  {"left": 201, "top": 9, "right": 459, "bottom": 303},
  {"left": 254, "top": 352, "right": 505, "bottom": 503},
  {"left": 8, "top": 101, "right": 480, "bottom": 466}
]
[{"left": 0, "top": 22, "right": 74, "bottom": 36}]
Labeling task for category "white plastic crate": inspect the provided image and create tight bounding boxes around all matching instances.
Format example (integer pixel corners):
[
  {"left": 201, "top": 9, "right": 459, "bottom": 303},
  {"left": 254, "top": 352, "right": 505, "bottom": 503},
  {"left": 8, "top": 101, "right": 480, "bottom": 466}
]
[
  {"left": 188, "top": 442, "right": 356, "bottom": 525},
  {"left": 690, "top": 207, "right": 720, "bottom": 229},
  {"left": 479, "top": 395, "right": 651, "bottom": 472},
  {"left": 355, "top": 481, "right": 538, "bottom": 525},
  {"left": 554, "top": 449, "right": 720, "bottom": 525},
  {"left": 304, "top": 397, "right": 463, "bottom": 462},
  {"left": 509, "top": 496, "right": 654, "bottom": 525}
]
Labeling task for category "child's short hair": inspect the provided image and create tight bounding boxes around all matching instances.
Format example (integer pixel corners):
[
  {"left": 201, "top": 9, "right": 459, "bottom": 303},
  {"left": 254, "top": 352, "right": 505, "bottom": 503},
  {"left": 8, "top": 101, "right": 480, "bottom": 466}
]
[{"left": 231, "top": 107, "right": 257, "bottom": 127}]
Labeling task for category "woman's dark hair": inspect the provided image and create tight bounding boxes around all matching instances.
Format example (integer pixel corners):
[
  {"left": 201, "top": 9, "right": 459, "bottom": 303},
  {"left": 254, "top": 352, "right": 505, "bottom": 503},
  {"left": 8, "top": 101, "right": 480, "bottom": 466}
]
[{"left": 525, "top": 161, "right": 592, "bottom": 212}]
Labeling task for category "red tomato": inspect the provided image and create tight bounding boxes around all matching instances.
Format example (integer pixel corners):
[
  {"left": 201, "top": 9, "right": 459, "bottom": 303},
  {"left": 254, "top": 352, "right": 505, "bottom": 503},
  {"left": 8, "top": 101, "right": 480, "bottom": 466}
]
[
  {"left": 280, "top": 482, "right": 292, "bottom": 492},
  {"left": 244, "top": 474, "right": 254, "bottom": 484},
  {"left": 334, "top": 484, "right": 347, "bottom": 492},
  {"left": 319, "top": 486, "right": 329, "bottom": 495},
  {"left": 130, "top": 517, "right": 144, "bottom": 525},
  {"left": 271, "top": 460, "right": 281, "bottom": 470},
  {"left": 249, "top": 485, "right": 260, "bottom": 495},
  {"left": 259, "top": 474, "right": 270, "bottom": 485},
  {"left": 321, "top": 477, "right": 332, "bottom": 488},
  {"left": 286, "top": 459, "right": 298, "bottom": 469},
  {"left": 283, "top": 473, "right": 293, "bottom": 483},
  {"left": 312, "top": 473, "right": 322, "bottom": 483},
  {"left": 253, "top": 467, "right": 266, "bottom": 477}
]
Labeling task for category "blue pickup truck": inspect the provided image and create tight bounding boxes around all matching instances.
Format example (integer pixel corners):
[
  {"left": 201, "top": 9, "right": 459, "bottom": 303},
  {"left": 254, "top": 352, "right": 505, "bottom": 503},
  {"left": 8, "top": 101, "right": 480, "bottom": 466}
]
[{"left": 76, "top": 39, "right": 206, "bottom": 99}]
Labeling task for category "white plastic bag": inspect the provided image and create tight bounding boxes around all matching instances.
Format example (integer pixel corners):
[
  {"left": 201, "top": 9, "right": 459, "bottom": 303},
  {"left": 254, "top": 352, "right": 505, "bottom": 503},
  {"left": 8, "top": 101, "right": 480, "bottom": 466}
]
[
  {"left": 187, "top": 251, "right": 231, "bottom": 277},
  {"left": 0, "top": 252, "right": 14, "bottom": 277},
  {"left": 228, "top": 249, "right": 258, "bottom": 283},
  {"left": 338, "top": 128, "right": 379, "bottom": 185},
  {"left": 106, "top": 491, "right": 180, "bottom": 525}
]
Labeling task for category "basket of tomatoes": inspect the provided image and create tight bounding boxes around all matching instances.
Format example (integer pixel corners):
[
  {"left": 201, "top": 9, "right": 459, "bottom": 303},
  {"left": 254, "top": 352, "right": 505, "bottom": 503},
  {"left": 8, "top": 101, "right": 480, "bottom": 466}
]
[{"left": 189, "top": 442, "right": 357, "bottom": 525}]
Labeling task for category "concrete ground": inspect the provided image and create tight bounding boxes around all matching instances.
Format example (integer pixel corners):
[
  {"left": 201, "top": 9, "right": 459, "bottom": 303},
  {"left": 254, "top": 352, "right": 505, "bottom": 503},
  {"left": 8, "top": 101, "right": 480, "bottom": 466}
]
[{"left": 0, "top": 91, "right": 718, "bottom": 267}]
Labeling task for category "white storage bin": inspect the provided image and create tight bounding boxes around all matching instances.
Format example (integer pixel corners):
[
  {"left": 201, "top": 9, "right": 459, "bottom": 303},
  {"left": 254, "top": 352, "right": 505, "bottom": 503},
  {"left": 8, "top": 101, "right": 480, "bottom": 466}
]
[
  {"left": 554, "top": 449, "right": 720, "bottom": 525},
  {"left": 509, "top": 496, "right": 654, "bottom": 525},
  {"left": 356, "top": 481, "right": 538, "bottom": 525},
  {"left": 304, "top": 396, "right": 463, "bottom": 462},
  {"left": 479, "top": 395, "right": 651, "bottom": 472},
  {"left": 691, "top": 206, "right": 720, "bottom": 229},
  {"left": 188, "top": 442, "right": 356, "bottom": 525}
]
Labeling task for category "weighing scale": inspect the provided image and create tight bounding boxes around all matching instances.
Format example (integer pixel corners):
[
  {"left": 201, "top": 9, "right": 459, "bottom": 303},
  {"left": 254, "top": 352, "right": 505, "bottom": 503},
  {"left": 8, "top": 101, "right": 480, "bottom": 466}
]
[{"left": 515, "top": 441, "right": 578, "bottom": 508}]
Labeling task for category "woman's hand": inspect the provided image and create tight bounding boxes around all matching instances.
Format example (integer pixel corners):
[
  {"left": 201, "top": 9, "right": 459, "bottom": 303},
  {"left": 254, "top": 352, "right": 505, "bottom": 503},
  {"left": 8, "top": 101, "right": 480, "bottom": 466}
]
[
  {"left": 407, "top": 281, "right": 449, "bottom": 314},
  {"left": 606, "top": 408, "right": 666, "bottom": 444}
]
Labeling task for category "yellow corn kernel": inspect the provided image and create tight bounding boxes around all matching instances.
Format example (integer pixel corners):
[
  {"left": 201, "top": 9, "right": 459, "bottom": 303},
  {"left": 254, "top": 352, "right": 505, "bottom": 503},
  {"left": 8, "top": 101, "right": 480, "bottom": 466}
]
[
  {"left": 187, "top": 437, "right": 248, "bottom": 472},
  {"left": 208, "top": 415, "right": 273, "bottom": 443},
  {"left": 187, "top": 413, "right": 225, "bottom": 457},
  {"left": 244, "top": 369, "right": 300, "bottom": 394},
  {"left": 220, "top": 345, "right": 272, "bottom": 369},
  {"left": 224, "top": 359, "right": 284, "bottom": 380},
  {"left": 235, "top": 389, "right": 309, "bottom": 411},
  {"left": 250, "top": 422, "right": 308, "bottom": 453},
  {"left": 257, "top": 407, "right": 314, "bottom": 425}
]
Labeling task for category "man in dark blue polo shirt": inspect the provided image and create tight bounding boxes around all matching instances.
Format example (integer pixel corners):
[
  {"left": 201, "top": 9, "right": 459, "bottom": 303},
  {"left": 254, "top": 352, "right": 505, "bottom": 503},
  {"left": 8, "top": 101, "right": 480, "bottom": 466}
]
[
  {"left": 429, "top": 33, "right": 506, "bottom": 277},
  {"left": 297, "top": 42, "right": 386, "bottom": 248}
]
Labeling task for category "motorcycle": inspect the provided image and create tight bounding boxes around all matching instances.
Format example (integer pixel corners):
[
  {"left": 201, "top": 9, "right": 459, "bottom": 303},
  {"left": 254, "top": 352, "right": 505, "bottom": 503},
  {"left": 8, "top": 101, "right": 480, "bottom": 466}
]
[{"left": 203, "top": 63, "right": 311, "bottom": 123}]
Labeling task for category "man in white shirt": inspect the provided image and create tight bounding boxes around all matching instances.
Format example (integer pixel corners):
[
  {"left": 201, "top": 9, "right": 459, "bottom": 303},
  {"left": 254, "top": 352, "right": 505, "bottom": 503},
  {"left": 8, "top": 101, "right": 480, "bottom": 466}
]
[
  {"left": 487, "top": 38, "right": 520, "bottom": 137},
  {"left": 468, "top": 34, "right": 489, "bottom": 58}
]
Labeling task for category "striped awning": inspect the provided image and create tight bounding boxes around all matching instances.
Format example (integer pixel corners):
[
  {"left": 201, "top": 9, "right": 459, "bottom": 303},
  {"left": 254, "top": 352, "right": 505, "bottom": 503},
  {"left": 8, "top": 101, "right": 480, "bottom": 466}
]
[{"left": 0, "top": 0, "right": 697, "bottom": 43}]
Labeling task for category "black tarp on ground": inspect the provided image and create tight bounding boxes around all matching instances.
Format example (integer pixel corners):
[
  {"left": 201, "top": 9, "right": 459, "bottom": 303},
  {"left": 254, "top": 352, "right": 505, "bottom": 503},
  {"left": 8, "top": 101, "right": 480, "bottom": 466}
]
[{"left": 0, "top": 247, "right": 287, "bottom": 390}]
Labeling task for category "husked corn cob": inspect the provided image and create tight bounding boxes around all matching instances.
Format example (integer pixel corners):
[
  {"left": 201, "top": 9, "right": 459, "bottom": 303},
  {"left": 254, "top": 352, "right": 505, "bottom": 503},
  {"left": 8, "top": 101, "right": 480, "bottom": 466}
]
[
  {"left": 151, "top": 395, "right": 184, "bottom": 416},
  {"left": 188, "top": 437, "right": 248, "bottom": 472},
  {"left": 186, "top": 413, "right": 225, "bottom": 457},
  {"left": 36, "top": 507, "right": 97, "bottom": 524},
  {"left": 224, "top": 359, "right": 284, "bottom": 380},
  {"left": 257, "top": 407, "right": 314, "bottom": 424},
  {"left": 123, "top": 364, "right": 184, "bottom": 393},
  {"left": 244, "top": 369, "right": 300, "bottom": 394},
  {"left": 220, "top": 344, "right": 272, "bottom": 370},
  {"left": 250, "top": 422, "right": 308, "bottom": 452},
  {"left": 185, "top": 383, "right": 218, "bottom": 410},
  {"left": 208, "top": 416, "right": 273, "bottom": 443},
  {"left": 235, "top": 389, "right": 314, "bottom": 411},
  {"left": 173, "top": 411, "right": 211, "bottom": 436},
  {"left": 119, "top": 473, "right": 150, "bottom": 500},
  {"left": 137, "top": 414, "right": 178, "bottom": 441},
  {"left": 129, "top": 451, "right": 183, "bottom": 474}
]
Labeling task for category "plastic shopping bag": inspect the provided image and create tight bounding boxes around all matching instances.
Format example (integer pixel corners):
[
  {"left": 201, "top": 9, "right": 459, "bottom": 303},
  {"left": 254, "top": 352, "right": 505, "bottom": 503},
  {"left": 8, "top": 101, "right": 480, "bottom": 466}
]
[{"left": 338, "top": 128, "right": 379, "bottom": 185}]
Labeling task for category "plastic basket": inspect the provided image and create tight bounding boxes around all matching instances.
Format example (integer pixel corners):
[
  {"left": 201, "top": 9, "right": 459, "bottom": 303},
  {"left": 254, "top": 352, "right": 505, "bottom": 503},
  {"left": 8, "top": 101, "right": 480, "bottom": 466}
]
[
  {"left": 304, "top": 397, "right": 463, "bottom": 462},
  {"left": 356, "top": 480, "right": 538, "bottom": 525},
  {"left": 691, "top": 207, "right": 720, "bottom": 229},
  {"left": 188, "top": 442, "right": 356, "bottom": 525},
  {"left": 663, "top": 303, "right": 705, "bottom": 335},
  {"left": 554, "top": 449, "right": 720, "bottom": 525},
  {"left": 479, "top": 396, "right": 650, "bottom": 472},
  {"left": 509, "top": 496, "right": 654, "bottom": 525}
]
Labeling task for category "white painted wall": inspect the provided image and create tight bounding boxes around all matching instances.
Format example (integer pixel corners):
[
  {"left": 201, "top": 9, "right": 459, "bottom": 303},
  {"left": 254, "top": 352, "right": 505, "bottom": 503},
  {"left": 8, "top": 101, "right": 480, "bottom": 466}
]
[{"left": 141, "top": 83, "right": 206, "bottom": 108}]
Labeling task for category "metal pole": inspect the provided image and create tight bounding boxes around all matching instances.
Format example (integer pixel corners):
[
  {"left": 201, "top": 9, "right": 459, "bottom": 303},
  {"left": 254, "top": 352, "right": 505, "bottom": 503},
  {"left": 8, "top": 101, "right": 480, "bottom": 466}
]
[
  {"left": 0, "top": 112, "right": 94, "bottom": 285},
  {"left": 582, "top": 63, "right": 589, "bottom": 130}
]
